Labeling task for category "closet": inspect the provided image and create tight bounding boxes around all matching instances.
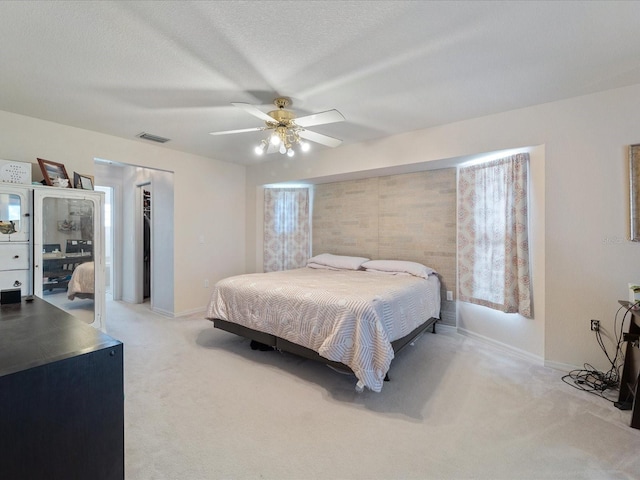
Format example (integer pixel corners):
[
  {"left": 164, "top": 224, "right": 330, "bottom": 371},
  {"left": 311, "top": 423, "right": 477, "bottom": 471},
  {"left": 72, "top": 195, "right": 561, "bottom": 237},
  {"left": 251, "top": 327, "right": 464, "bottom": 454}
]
[{"left": 143, "top": 189, "right": 151, "bottom": 299}]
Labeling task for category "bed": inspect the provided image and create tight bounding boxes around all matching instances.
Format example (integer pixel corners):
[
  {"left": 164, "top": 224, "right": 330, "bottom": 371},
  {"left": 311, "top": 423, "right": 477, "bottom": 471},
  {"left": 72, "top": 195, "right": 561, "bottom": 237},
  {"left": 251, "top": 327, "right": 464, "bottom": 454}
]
[
  {"left": 67, "top": 261, "right": 95, "bottom": 300},
  {"left": 206, "top": 254, "right": 441, "bottom": 392}
]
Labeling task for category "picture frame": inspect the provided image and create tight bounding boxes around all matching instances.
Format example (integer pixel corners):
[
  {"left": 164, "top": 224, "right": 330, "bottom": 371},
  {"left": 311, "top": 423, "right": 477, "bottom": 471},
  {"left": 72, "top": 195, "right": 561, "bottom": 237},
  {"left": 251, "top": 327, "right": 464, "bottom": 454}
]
[
  {"left": 74, "top": 172, "right": 95, "bottom": 190},
  {"left": 37, "top": 158, "right": 71, "bottom": 187},
  {"left": 57, "top": 220, "right": 78, "bottom": 232}
]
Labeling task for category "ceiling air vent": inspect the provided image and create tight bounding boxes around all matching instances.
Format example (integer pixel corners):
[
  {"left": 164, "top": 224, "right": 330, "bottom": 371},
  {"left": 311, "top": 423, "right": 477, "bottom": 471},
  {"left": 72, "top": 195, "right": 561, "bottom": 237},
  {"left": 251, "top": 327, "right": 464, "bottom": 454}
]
[{"left": 137, "top": 132, "right": 170, "bottom": 143}]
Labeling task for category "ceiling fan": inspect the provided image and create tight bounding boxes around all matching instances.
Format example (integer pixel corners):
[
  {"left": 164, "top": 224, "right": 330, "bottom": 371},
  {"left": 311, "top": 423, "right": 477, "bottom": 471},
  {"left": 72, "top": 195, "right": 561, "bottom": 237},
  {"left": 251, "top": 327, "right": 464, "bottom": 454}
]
[{"left": 209, "top": 97, "right": 345, "bottom": 157}]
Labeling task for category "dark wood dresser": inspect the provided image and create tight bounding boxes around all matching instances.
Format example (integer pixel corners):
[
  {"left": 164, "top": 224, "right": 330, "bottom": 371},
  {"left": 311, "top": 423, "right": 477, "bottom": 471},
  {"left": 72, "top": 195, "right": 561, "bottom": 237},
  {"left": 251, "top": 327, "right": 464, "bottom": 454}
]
[{"left": 0, "top": 297, "right": 124, "bottom": 479}]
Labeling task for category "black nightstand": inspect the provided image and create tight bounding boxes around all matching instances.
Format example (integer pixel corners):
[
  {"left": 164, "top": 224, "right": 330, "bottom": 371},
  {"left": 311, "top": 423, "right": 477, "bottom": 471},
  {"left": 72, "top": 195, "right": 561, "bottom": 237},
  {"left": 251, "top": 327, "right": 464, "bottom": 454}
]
[{"left": 616, "top": 300, "right": 640, "bottom": 429}]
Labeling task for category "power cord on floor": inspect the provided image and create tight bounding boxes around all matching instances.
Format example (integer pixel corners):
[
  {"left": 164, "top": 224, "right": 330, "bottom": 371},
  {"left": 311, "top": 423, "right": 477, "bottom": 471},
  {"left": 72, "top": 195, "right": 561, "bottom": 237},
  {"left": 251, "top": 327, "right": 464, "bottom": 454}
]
[{"left": 561, "top": 302, "right": 634, "bottom": 403}]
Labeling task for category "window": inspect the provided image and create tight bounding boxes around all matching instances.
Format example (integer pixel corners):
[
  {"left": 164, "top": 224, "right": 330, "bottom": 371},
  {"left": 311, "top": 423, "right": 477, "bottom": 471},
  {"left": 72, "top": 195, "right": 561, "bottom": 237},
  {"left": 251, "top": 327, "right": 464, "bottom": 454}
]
[
  {"left": 263, "top": 187, "right": 310, "bottom": 272},
  {"left": 458, "top": 153, "right": 532, "bottom": 317}
]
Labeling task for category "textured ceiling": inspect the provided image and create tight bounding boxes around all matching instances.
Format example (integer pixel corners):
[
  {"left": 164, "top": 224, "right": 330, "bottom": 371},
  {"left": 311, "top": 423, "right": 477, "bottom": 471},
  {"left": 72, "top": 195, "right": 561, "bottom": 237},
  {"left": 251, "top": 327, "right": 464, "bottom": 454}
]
[{"left": 1, "top": 1, "right": 639, "bottom": 165}]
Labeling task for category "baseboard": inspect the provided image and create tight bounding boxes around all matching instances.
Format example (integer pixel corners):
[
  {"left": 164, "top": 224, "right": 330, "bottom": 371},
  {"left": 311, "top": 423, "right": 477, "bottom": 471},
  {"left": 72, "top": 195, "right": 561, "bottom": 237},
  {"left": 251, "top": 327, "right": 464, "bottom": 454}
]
[
  {"left": 457, "top": 327, "right": 544, "bottom": 365},
  {"left": 434, "top": 323, "right": 456, "bottom": 333},
  {"left": 151, "top": 306, "right": 175, "bottom": 318},
  {"left": 174, "top": 306, "right": 207, "bottom": 318},
  {"left": 543, "top": 360, "right": 580, "bottom": 373}
]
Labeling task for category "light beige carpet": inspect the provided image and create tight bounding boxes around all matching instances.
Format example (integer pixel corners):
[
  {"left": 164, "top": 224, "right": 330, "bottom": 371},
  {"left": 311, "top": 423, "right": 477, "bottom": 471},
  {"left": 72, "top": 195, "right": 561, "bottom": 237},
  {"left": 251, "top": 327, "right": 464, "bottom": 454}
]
[
  {"left": 42, "top": 289, "right": 95, "bottom": 324},
  {"left": 105, "top": 300, "right": 640, "bottom": 480}
]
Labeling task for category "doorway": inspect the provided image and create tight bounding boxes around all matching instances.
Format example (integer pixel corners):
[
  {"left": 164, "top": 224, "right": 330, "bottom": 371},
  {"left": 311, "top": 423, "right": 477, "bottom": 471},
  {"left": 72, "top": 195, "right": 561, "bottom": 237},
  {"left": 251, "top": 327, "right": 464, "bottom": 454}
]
[{"left": 94, "top": 160, "right": 174, "bottom": 315}]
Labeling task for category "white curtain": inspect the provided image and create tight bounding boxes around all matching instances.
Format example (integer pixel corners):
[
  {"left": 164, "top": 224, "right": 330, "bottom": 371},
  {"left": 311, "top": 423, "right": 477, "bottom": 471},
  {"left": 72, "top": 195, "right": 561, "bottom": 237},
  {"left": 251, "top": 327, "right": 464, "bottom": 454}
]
[
  {"left": 263, "top": 188, "right": 310, "bottom": 272},
  {"left": 458, "top": 153, "right": 532, "bottom": 317}
]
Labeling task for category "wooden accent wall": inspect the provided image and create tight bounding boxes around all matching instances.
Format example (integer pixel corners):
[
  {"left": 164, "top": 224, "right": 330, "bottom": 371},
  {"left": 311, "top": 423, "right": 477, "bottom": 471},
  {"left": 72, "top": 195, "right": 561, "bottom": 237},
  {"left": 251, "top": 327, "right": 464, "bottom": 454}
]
[{"left": 312, "top": 168, "right": 457, "bottom": 325}]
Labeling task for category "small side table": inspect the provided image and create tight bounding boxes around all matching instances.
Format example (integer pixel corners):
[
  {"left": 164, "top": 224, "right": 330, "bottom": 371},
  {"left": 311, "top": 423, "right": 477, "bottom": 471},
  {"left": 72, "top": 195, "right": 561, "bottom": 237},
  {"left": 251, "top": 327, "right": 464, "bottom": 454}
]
[{"left": 615, "top": 300, "right": 640, "bottom": 429}]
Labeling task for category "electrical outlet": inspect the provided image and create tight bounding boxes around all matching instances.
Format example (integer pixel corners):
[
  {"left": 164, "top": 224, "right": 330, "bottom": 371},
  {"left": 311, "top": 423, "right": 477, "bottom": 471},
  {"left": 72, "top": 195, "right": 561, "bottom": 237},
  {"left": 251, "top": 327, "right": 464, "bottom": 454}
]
[
  {"left": 204, "top": 279, "right": 209, "bottom": 288},
  {"left": 590, "top": 319, "right": 600, "bottom": 331},
  {"left": 446, "top": 291, "right": 453, "bottom": 301}
]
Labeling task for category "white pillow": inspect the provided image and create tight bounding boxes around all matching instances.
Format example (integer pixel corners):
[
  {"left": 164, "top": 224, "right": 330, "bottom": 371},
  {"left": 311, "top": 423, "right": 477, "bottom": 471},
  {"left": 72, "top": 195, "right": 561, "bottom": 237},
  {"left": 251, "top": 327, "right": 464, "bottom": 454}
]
[
  {"left": 364, "top": 269, "right": 411, "bottom": 277},
  {"left": 306, "top": 262, "right": 339, "bottom": 271},
  {"left": 361, "top": 260, "right": 436, "bottom": 279},
  {"left": 306, "top": 253, "right": 370, "bottom": 270}
]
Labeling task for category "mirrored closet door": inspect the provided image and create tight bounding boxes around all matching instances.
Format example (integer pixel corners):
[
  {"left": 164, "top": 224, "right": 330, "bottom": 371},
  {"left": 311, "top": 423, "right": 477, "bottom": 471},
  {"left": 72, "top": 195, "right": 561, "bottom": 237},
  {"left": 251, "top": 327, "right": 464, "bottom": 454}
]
[{"left": 33, "top": 188, "right": 105, "bottom": 330}]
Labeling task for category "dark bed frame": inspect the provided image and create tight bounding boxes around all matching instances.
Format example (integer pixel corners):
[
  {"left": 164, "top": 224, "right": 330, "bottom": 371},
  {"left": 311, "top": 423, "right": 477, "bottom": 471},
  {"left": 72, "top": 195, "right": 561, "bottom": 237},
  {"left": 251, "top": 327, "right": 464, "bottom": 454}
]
[{"left": 212, "top": 316, "right": 438, "bottom": 381}]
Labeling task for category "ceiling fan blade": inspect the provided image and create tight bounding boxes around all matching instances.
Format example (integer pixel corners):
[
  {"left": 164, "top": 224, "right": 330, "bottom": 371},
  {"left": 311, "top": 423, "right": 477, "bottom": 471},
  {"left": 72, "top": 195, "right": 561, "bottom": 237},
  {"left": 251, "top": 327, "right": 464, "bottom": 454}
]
[
  {"left": 298, "top": 129, "right": 343, "bottom": 148},
  {"left": 231, "top": 102, "right": 276, "bottom": 123},
  {"left": 209, "top": 127, "right": 265, "bottom": 136},
  {"left": 294, "top": 109, "right": 345, "bottom": 128}
]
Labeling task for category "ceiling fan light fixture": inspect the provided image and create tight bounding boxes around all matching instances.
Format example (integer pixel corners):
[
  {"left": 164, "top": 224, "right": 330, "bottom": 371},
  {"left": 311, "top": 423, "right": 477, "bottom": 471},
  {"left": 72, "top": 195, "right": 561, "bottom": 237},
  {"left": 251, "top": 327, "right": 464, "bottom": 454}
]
[
  {"left": 210, "top": 97, "right": 345, "bottom": 159},
  {"left": 254, "top": 139, "right": 268, "bottom": 155}
]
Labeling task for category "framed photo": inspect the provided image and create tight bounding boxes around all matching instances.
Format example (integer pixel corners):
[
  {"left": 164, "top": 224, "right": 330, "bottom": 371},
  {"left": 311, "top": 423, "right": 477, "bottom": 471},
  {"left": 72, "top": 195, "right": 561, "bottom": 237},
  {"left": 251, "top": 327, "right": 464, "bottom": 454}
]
[
  {"left": 37, "top": 158, "right": 71, "bottom": 187},
  {"left": 74, "top": 172, "right": 95, "bottom": 190},
  {"left": 57, "top": 220, "right": 78, "bottom": 232}
]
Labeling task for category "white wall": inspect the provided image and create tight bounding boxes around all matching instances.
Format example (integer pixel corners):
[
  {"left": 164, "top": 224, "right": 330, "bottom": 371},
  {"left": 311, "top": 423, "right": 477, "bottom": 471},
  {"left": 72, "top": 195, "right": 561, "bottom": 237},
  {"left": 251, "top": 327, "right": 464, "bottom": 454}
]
[
  {"left": 0, "top": 110, "right": 246, "bottom": 316},
  {"left": 94, "top": 163, "right": 124, "bottom": 300},
  {"left": 120, "top": 165, "right": 143, "bottom": 304},
  {"left": 246, "top": 83, "right": 640, "bottom": 371},
  {"left": 149, "top": 169, "right": 175, "bottom": 316}
]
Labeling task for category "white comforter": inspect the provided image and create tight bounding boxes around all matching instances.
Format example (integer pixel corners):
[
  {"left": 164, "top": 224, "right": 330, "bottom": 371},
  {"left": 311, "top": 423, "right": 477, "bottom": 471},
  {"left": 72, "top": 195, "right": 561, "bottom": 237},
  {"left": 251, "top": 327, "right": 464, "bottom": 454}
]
[
  {"left": 67, "top": 261, "right": 94, "bottom": 300},
  {"left": 206, "top": 267, "right": 440, "bottom": 392}
]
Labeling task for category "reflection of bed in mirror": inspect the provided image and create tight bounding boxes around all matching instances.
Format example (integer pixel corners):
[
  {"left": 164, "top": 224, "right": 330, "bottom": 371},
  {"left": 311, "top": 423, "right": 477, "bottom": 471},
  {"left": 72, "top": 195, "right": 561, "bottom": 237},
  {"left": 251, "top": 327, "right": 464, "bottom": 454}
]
[
  {"left": 67, "top": 261, "right": 95, "bottom": 300},
  {"left": 42, "top": 240, "right": 94, "bottom": 292}
]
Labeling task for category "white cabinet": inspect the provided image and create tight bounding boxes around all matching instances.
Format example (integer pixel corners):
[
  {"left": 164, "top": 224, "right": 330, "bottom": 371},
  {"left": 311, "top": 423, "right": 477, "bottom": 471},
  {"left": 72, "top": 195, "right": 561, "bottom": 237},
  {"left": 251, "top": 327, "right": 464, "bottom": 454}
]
[
  {"left": 0, "top": 270, "right": 29, "bottom": 292},
  {"left": 0, "top": 185, "right": 31, "bottom": 294},
  {"left": 0, "top": 183, "right": 105, "bottom": 330},
  {"left": 33, "top": 187, "right": 105, "bottom": 330},
  {"left": 0, "top": 244, "right": 30, "bottom": 271}
]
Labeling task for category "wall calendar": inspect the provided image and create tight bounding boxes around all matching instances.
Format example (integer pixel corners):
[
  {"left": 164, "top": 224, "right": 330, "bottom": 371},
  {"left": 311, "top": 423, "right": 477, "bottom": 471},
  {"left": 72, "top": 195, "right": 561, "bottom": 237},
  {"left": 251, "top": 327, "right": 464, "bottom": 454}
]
[{"left": 0, "top": 159, "right": 31, "bottom": 185}]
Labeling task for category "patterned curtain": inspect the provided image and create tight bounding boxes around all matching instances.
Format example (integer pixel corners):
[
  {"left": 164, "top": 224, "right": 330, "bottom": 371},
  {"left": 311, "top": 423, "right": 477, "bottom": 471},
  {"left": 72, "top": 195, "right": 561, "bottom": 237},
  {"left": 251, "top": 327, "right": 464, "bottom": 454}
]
[
  {"left": 263, "top": 188, "right": 310, "bottom": 272},
  {"left": 458, "top": 153, "right": 531, "bottom": 317}
]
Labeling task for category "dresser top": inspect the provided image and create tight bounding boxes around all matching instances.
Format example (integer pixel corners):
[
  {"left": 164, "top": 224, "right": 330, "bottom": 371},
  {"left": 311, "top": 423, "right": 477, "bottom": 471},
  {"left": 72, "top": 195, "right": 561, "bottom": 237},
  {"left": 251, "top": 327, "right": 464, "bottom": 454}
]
[{"left": 0, "top": 296, "right": 121, "bottom": 376}]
